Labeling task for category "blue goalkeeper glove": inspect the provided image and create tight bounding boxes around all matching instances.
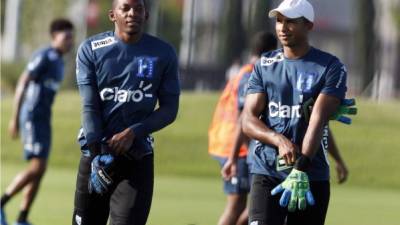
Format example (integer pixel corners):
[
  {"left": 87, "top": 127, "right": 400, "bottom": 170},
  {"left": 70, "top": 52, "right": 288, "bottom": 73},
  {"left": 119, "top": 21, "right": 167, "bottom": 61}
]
[{"left": 88, "top": 154, "right": 116, "bottom": 195}]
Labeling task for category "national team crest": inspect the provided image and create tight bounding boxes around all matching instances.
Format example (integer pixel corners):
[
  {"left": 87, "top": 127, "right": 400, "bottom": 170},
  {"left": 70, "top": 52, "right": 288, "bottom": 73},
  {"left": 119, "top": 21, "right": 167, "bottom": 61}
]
[
  {"left": 136, "top": 57, "right": 158, "bottom": 78},
  {"left": 296, "top": 72, "right": 316, "bottom": 93}
]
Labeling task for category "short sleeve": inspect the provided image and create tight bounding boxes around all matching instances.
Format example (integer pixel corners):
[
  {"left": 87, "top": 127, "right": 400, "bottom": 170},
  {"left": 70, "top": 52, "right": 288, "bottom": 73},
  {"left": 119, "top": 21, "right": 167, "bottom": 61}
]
[
  {"left": 246, "top": 61, "right": 264, "bottom": 95},
  {"left": 321, "top": 58, "right": 347, "bottom": 99},
  {"left": 76, "top": 42, "right": 96, "bottom": 85},
  {"left": 25, "top": 51, "right": 48, "bottom": 80},
  {"left": 158, "top": 47, "right": 180, "bottom": 96}
]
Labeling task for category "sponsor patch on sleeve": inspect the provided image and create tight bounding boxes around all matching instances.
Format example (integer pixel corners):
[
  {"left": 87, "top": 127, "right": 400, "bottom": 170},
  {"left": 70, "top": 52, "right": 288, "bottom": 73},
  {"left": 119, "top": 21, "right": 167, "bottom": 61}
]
[
  {"left": 91, "top": 37, "right": 117, "bottom": 50},
  {"left": 261, "top": 52, "right": 284, "bottom": 66}
]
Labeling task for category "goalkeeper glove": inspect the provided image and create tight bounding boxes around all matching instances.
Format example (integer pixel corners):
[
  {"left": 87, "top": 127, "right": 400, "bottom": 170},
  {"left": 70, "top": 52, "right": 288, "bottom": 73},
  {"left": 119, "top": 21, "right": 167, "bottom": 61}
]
[
  {"left": 329, "top": 98, "right": 357, "bottom": 125},
  {"left": 302, "top": 98, "right": 357, "bottom": 125},
  {"left": 88, "top": 154, "right": 116, "bottom": 195},
  {"left": 271, "top": 156, "right": 315, "bottom": 212}
]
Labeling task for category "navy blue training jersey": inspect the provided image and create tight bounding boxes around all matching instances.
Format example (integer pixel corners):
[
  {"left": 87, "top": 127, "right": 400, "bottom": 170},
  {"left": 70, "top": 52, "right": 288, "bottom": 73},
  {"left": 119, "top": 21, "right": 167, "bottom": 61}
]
[
  {"left": 76, "top": 31, "right": 180, "bottom": 158},
  {"left": 20, "top": 47, "right": 65, "bottom": 123},
  {"left": 247, "top": 47, "right": 347, "bottom": 181}
]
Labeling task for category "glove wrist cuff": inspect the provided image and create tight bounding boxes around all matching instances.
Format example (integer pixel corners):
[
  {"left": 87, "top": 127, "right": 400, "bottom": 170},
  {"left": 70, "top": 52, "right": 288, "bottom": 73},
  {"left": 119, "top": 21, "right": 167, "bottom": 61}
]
[{"left": 294, "top": 155, "right": 312, "bottom": 172}]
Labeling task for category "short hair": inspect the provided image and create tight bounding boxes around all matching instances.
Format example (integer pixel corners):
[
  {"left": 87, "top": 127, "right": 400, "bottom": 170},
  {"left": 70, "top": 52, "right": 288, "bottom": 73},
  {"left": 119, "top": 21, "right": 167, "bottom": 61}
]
[
  {"left": 112, "top": 0, "right": 147, "bottom": 9},
  {"left": 50, "top": 18, "right": 74, "bottom": 35},
  {"left": 250, "top": 31, "right": 277, "bottom": 56}
]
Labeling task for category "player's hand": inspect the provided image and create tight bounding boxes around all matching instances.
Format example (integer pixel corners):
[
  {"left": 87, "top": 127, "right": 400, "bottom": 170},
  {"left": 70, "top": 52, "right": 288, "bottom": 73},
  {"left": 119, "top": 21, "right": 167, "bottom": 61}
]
[
  {"left": 108, "top": 128, "right": 135, "bottom": 155},
  {"left": 335, "top": 160, "right": 349, "bottom": 184},
  {"left": 271, "top": 169, "right": 315, "bottom": 212},
  {"left": 8, "top": 119, "right": 19, "bottom": 139},
  {"left": 330, "top": 98, "right": 357, "bottom": 125},
  {"left": 277, "top": 135, "right": 298, "bottom": 165},
  {"left": 89, "top": 154, "right": 115, "bottom": 195},
  {"left": 221, "top": 158, "right": 237, "bottom": 180}
]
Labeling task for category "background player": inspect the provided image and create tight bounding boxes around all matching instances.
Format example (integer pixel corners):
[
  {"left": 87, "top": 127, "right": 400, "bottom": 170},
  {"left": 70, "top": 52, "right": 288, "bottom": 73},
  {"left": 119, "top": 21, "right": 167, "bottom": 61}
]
[
  {"left": 0, "top": 19, "right": 74, "bottom": 225},
  {"left": 209, "top": 31, "right": 277, "bottom": 225},
  {"left": 242, "top": 0, "right": 349, "bottom": 224},
  {"left": 72, "top": 0, "right": 180, "bottom": 224}
]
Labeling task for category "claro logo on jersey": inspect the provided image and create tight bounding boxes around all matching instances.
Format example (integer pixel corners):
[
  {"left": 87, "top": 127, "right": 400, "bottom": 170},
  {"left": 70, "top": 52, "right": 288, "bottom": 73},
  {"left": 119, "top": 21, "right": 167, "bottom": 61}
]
[
  {"left": 100, "top": 81, "right": 153, "bottom": 103},
  {"left": 269, "top": 101, "right": 301, "bottom": 118}
]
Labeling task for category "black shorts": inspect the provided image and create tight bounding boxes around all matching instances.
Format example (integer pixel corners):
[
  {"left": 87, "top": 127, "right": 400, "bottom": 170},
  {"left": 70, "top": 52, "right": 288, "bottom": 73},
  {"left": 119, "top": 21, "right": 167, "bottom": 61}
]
[
  {"left": 72, "top": 153, "right": 154, "bottom": 225},
  {"left": 249, "top": 174, "right": 330, "bottom": 225}
]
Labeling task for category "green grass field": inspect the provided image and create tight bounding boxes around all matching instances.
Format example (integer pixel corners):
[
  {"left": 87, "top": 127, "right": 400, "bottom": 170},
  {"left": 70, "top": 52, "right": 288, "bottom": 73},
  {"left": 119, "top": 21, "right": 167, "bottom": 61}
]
[
  {"left": 2, "top": 162, "right": 399, "bottom": 225},
  {"left": 1, "top": 91, "right": 400, "bottom": 224}
]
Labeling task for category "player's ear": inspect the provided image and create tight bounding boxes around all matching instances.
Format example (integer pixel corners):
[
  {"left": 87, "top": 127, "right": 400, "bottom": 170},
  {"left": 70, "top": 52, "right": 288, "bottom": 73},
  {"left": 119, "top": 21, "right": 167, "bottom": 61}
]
[
  {"left": 145, "top": 10, "right": 149, "bottom": 21},
  {"left": 108, "top": 9, "right": 116, "bottom": 23}
]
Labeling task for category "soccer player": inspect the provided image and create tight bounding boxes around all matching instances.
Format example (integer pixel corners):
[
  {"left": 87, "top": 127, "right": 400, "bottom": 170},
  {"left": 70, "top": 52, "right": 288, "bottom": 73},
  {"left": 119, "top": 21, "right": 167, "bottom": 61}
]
[
  {"left": 0, "top": 19, "right": 74, "bottom": 225},
  {"left": 209, "top": 31, "right": 277, "bottom": 225},
  {"left": 241, "top": 0, "right": 348, "bottom": 224},
  {"left": 72, "top": 0, "right": 180, "bottom": 224}
]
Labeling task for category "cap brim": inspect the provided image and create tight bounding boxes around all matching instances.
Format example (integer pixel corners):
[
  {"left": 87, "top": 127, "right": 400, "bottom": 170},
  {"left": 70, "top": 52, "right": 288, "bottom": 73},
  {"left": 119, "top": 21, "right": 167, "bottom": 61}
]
[{"left": 268, "top": 8, "right": 303, "bottom": 19}]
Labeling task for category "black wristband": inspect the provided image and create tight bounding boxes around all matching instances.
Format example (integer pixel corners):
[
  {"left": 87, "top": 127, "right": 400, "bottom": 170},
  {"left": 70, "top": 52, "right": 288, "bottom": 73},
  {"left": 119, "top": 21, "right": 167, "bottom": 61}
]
[{"left": 294, "top": 155, "right": 312, "bottom": 171}]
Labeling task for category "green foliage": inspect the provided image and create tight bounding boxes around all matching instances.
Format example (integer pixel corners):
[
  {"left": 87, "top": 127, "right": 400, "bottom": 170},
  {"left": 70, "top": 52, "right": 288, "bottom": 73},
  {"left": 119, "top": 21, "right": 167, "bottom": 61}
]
[
  {"left": 1, "top": 62, "right": 25, "bottom": 90},
  {"left": 19, "top": 0, "right": 69, "bottom": 54},
  {"left": 155, "top": 0, "right": 183, "bottom": 51},
  {"left": 392, "top": 6, "right": 400, "bottom": 30},
  {"left": 1, "top": 92, "right": 400, "bottom": 190},
  {"left": 1, "top": 0, "right": 5, "bottom": 34}
]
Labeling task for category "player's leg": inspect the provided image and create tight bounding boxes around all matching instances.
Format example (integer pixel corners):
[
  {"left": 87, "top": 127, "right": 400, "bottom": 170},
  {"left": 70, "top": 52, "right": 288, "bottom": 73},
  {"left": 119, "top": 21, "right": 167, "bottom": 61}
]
[
  {"left": 16, "top": 158, "right": 47, "bottom": 224},
  {"left": 73, "top": 153, "right": 111, "bottom": 225},
  {"left": 1, "top": 119, "right": 49, "bottom": 201},
  {"left": 236, "top": 207, "right": 249, "bottom": 225},
  {"left": 216, "top": 156, "right": 250, "bottom": 225},
  {"left": 109, "top": 154, "right": 154, "bottom": 225},
  {"left": 286, "top": 181, "right": 330, "bottom": 225},
  {"left": 249, "top": 174, "right": 286, "bottom": 225},
  {"left": 218, "top": 194, "right": 247, "bottom": 225},
  {"left": 13, "top": 121, "right": 52, "bottom": 224}
]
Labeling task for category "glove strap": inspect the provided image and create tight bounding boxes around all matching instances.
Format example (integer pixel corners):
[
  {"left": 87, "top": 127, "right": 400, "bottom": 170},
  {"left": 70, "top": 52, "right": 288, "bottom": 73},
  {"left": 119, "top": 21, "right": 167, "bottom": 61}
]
[{"left": 294, "top": 155, "right": 312, "bottom": 171}]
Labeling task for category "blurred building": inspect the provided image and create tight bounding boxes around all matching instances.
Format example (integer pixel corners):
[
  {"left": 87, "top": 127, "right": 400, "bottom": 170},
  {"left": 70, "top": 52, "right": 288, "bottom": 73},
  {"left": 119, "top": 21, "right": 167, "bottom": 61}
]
[{"left": 178, "top": 0, "right": 399, "bottom": 99}]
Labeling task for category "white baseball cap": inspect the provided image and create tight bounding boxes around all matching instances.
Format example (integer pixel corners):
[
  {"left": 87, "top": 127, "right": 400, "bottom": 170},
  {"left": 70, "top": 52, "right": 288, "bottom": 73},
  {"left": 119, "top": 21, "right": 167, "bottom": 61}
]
[{"left": 268, "top": 0, "right": 314, "bottom": 23}]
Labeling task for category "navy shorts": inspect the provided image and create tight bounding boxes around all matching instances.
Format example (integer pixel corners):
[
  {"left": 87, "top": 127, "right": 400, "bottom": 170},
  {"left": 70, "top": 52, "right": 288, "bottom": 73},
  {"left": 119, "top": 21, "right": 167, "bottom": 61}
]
[
  {"left": 20, "top": 119, "right": 51, "bottom": 160},
  {"left": 214, "top": 156, "right": 251, "bottom": 194}
]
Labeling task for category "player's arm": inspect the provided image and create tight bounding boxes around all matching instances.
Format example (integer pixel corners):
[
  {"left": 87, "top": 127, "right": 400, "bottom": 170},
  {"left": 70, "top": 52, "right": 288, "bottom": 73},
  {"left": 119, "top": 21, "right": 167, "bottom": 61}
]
[
  {"left": 242, "top": 62, "right": 298, "bottom": 165},
  {"left": 300, "top": 59, "right": 347, "bottom": 167},
  {"left": 242, "top": 93, "right": 298, "bottom": 165},
  {"left": 8, "top": 72, "right": 33, "bottom": 139},
  {"left": 301, "top": 94, "right": 340, "bottom": 161},
  {"left": 76, "top": 43, "right": 104, "bottom": 153},
  {"left": 109, "top": 48, "right": 180, "bottom": 155},
  {"left": 9, "top": 52, "right": 48, "bottom": 139},
  {"left": 221, "top": 113, "right": 247, "bottom": 179},
  {"left": 127, "top": 58, "right": 180, "bottom": 138},
  {"left": 222, "top": 74, "right": 250, "bottom": 179},
  {"left": 327, "top": 129, "right": 348, "bottom": 183}
]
